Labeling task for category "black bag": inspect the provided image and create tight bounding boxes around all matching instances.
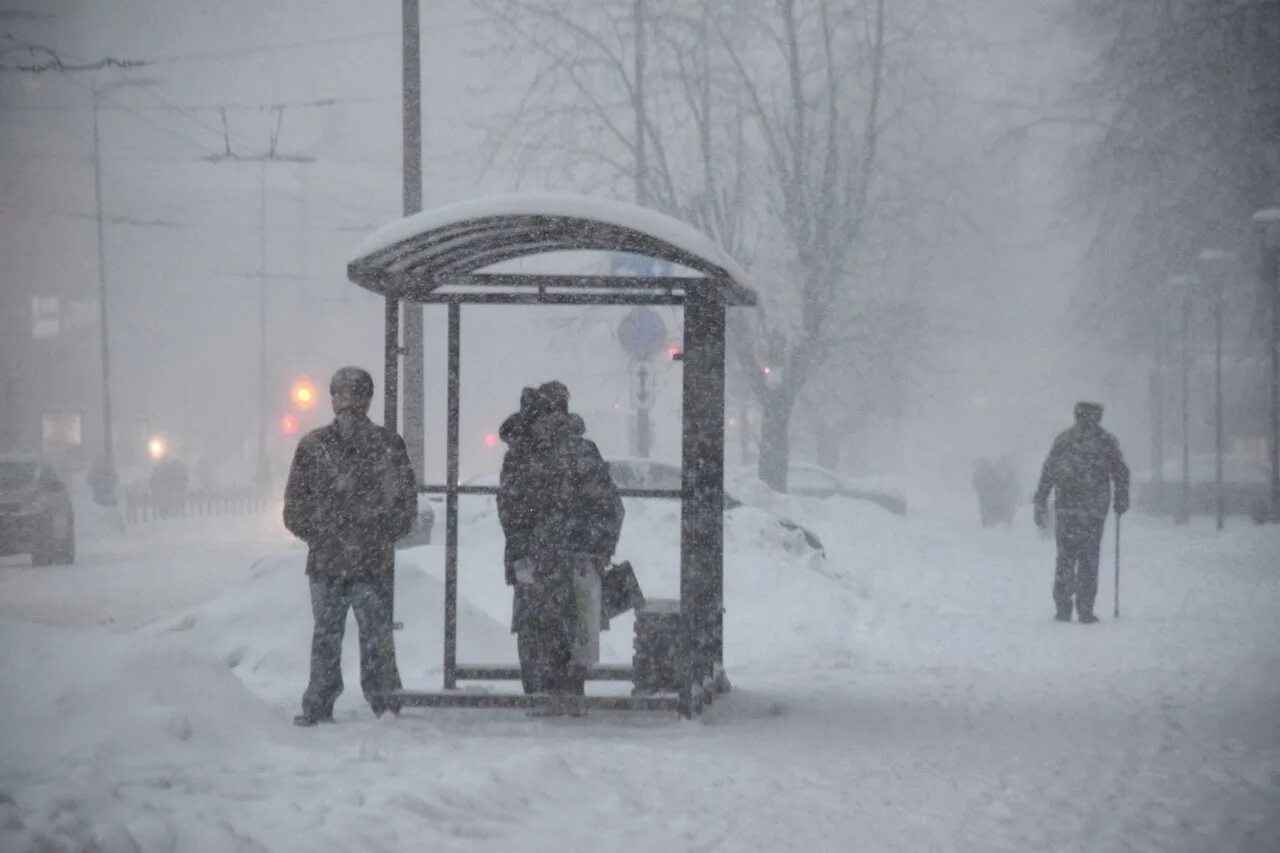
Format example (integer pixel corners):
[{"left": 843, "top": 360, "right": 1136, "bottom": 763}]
[{"left": 601, "top": 560, "right": 645, "bottom": 620}]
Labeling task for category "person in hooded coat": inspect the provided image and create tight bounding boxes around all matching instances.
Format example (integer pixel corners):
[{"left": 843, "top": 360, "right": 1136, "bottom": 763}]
[
  {"left": 1033, "top": 402, "right": 1130, "bottom": 623},
  {"left": 283, "top": 367, "right": 417, "bottom": 725},
  {"left": 496, "top": 381, "right": 624, "bottom": 707}
]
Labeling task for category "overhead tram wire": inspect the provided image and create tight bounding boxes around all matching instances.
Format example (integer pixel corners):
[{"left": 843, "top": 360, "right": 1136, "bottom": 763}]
[
  {"left": 0, "top": 94, "right": 396, "bottom": 113},
  {"left": 136, "top": 17, "right": 486, "bottom": 66},
  {"left": 1, "top": 35, "right": 225, "bottom": 156},
  {"left": 4, "top": 34, "right": 327, "bottom": 160},
  {"left": 141, "top": 30, "right": 398, "bottom": 65},
  {"left": 55, "top": 73, "right": 224, "bottom": 158}
]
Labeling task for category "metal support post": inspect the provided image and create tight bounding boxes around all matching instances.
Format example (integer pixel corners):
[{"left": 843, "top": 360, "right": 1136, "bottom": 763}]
[
  {"left": 679, "top": 289, "right": 726, "bottom": 714},
  {"left": 1177, "top": 289, "right": 1192, "bottom": 524},
  {"left": 254, "top": 159, "right": 271, "bottom": 494},
  {"left": 1214, "top": 281, "right": 1224, "bottom": 530},
  {"left": 444, "top": 302, "right": 461, "bottom": 689},
  {"left": 90, "top": 78, "right": 118, "bottom": 505},
  {"left": 384, "top": 297, "right": 400, "bottom": 431},
  {"left": 637, "top": 408, "right": 651, "bottom": 458},
  {"left": 1151, "top": 312, "right": 1165, "bottom": 486},
  {"left": 1269, "top": 247, "right": 1280, "bottom": 521},
  {"left": 401, "top": 0, "right": 425, "bottom": 481}
]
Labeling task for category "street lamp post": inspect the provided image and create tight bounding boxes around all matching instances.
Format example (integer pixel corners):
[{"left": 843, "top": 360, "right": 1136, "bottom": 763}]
[
  {"left": 1151, "top": 291, "right": 1168, "bottom": 487},
  {"left": 1197, "top": 250, "right": 1233, "bottom": 531},
  {"left": 1253, "top": 207, "right": 1280, "bottom": 522},
  {"left": 1168, "top": 274, "right": 1195, "bottom": 524}
]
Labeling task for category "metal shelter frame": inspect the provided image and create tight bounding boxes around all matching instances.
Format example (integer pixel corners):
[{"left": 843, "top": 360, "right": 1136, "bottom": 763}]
[{"left": 347, "top": 201, "right": 757, "bottom": 717}]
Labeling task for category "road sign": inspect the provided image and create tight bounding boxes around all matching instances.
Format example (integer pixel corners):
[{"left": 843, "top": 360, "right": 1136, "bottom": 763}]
[
  {"left": 617, "top": 306, "right": 667, "bottom": 360},
  {"left": 630, "top": 360, "right": 656, "bottom": 411}
]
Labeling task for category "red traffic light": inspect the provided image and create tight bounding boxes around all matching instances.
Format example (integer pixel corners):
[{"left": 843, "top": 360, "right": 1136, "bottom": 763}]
[
  {"left": 484, "top": 433, "right": 498, "bottom": 449},
  {"left": 281, "top": 414, "right": 299, "bottom": 435}
]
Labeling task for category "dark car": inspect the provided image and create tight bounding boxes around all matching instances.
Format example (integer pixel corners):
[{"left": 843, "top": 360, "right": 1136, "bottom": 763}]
[
  {"left": 0, "top": 454, "right": 75, "bottom": 565},
  {"left": 606, "top": 458, "right": 825, "bottom": 554}
]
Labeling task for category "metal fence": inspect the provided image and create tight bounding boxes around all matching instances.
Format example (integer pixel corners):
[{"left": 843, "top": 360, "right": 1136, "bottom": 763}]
[{"left": 124, "top": 488, "right": 268, "bottom": 523}]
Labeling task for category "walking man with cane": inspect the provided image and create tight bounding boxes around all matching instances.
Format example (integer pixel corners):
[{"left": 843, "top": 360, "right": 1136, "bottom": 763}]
[{"left": 1033, "top": 402, "right": 1130, "bottom": 623}]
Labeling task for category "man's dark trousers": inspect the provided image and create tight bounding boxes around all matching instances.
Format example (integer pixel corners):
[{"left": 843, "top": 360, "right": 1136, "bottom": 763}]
[
  {"left": 1053, "top": 510, "right": 1106, "bottom": 618},
  {"left": 302, "top": 576, "right": 402, "bottom": 717}
]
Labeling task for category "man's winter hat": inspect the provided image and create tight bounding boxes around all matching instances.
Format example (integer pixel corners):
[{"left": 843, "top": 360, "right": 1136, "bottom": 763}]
[
  {"left": 1074, "top": 401, "right": 1104, "bottom": 424},
  {"left": 538, "top": 380, "right": 570, "bottom": 413},
  {"left": 330, "top": 366, "right": 375, "bottom": 399}
]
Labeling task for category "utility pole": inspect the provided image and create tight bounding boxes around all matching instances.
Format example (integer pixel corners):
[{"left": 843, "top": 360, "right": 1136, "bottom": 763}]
[
  {"left": 634, "top": 0, "right": 647, "bottom": 208},
  {"left": 90, "top": 77, "right": 117, "bottom": 505},
  {"left": 205, "top": 107, "right": 312, "bottom": 494},
  {"left": 1168, "top": 275, "right": 1193, "bottom": 524},
  {"left": 1252, "top": 208, "right": 1280, "bottom": 523},
  {"left": 400, "top": 0, "right": 425, "bottom": 478},
  {"left": 633, "top": 0, "right": 652, "bottom": 458},
  {"left": 1150, "top": 304, "right": 1165, "bottom": 487},
  {"left": 1198, "top": 250, "right": 1232, "bottom": 531}
]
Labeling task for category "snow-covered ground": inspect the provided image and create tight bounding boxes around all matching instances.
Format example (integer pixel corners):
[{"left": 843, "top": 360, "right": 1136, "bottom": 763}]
[{"left": 2, "top": 492, "right": 1278, "bottom": 852}]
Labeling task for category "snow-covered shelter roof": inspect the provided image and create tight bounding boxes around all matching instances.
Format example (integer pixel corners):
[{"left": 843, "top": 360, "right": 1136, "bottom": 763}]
[{"left": 347, "top": 192, "right": 757, "bottom": 306}]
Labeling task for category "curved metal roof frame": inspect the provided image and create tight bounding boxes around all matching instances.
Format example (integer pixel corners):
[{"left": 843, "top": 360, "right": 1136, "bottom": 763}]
[{"left": 347, "top": 212, "right": 757, "bottom": 306}]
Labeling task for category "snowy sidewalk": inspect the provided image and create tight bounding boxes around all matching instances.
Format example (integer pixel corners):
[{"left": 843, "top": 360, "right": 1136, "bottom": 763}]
[{"left": 1, "top": 505, "right": 1277, "bottom": 851}]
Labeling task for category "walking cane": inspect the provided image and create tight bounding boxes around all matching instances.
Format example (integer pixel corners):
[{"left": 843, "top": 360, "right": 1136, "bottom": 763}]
[{"left": 1113, "top": 512, "right": 1122, "bottom": 619}]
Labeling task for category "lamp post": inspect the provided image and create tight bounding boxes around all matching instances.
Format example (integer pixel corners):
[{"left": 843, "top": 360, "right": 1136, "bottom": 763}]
[
  {"left": 1253, "top": 207, "right": 1280, "bottom": 522},
  {"left": 1197, "top": 250, "right": 1234, "bottom": 531},
  {"left": 1150, "top": 288, "right": 1168, "bottom": 487},
  {"left": 88, "top": 75, "right": 159, "bottom": 506},
  {"left": 1168, "top": 274, "right": 1195, "bottom": 524}
]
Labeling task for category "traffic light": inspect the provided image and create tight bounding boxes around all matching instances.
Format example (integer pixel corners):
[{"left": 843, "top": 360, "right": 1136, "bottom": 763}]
[
  {"left": 291, "top": 378, "right": 318, "bottom": 410},
  {"left": 147, "top": 436, "right": 167, "bottom": 461},
  {"left": 281, "top": 414, "right": 299, "bottom": 435}
]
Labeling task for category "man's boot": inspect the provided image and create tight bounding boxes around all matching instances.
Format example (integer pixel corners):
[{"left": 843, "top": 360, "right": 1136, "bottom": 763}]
[
  {"left": 1055, "top": 610, "right": 1072, "bottom": 622},
  {"left": 293, "top": 711, "right": 335, "bottom": 727},
  {"left": 1077, "top": 612, "right": 1099, "bottom": 624}
]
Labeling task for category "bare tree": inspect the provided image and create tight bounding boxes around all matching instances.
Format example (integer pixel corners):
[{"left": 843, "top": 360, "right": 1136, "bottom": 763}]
[
  {"left": 477, "top": 0, "right": 983, "bottom": 490},
  {"left": 1066, "top": 0, "right": 1280, "bottom": 347}
]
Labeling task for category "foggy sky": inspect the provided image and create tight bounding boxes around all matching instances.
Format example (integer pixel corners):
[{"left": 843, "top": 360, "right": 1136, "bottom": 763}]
[{"left": 0, "top": 0, "right": 1147, "bottom": 507}]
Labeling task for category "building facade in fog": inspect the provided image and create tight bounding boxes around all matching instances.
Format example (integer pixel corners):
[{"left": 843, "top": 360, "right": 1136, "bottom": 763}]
[{"left": 0, "top": 274, "right": 102, "bottom": 475}]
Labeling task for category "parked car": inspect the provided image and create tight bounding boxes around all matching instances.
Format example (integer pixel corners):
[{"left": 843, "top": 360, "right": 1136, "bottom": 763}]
[
  {"left": 785, "top": 463, "right": 908, "bottom": 516},
  {"left": 0, "top": 453, "right": 75, "bottom": 565},
  {"left": 607, "top": 458, "right": 825, "bottom": 553}
]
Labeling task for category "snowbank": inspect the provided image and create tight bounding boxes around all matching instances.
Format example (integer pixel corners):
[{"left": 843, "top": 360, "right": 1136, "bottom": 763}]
[{"left": 3, "top": 496, "right": 1279, "bottom": 851}]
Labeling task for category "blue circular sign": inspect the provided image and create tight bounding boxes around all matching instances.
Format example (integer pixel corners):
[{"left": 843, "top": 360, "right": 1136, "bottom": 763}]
[{"left": 617, "top": 306, "right": 667, "bottom": 359}]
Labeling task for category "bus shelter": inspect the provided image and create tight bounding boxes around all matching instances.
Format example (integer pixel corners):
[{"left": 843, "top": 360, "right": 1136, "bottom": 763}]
[{"left": 347, "top": 194, "right": 757, "bottom": 716}]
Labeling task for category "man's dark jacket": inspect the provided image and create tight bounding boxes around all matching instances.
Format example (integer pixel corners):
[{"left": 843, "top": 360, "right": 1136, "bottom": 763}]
[
  {"left": 283, "top": 414, "right": 417, "bottom": 581},
  {"left": 497, "top": 409, "right": 623, "bottom": 584},
  {"left": 1034, "top": 422, "right": 1130, "bottom": 518}
]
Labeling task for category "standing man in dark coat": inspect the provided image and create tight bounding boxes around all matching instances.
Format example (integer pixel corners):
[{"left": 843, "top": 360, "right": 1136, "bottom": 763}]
[
  {"left": 284, "top": 367, "right": 417, "bottom": 725},
  {"left": 1034, "top": 402, "right": 1130, "bottom": 623},
  {"left": 497, "top": 381, "right": 624, "bottom": 711}
]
